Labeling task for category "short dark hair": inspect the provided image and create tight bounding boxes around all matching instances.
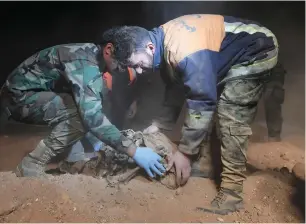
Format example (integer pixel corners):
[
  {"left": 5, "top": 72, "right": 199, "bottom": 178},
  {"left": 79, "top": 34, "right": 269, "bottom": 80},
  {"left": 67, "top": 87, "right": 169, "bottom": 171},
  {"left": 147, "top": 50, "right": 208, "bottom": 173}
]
[{"left": 98, "top": 26, "right": 151, "bottom": 66}]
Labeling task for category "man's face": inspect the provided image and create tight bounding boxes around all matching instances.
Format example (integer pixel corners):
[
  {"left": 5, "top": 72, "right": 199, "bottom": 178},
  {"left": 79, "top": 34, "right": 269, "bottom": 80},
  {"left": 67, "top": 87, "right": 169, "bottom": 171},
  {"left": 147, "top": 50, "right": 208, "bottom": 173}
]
[
  {"left": 127, "top": 48, "right": 154, "bottom": 75},
  {"left": 103, "top": 42, "right": 155, "bottom": 74}
]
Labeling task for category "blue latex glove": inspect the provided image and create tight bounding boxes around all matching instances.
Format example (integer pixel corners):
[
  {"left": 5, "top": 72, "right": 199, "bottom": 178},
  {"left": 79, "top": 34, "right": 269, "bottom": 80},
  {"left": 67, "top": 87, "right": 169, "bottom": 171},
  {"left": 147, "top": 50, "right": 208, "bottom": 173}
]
[
  {"left": 133, "top": 147, "right": 166, "bottom": 178},
  {"left": 93, "top": 141, "right": 103, "bottom": 152}
]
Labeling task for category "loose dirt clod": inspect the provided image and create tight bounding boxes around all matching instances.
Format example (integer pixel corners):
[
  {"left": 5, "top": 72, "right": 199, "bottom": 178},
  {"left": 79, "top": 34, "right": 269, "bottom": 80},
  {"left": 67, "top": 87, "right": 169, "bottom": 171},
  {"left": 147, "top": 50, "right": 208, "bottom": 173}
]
[
  {"left": 217, "top": 217, "right": 224, "bottom": 222},
  {"left": 292, "top": 162, "right": 305, "bottom": 180}
]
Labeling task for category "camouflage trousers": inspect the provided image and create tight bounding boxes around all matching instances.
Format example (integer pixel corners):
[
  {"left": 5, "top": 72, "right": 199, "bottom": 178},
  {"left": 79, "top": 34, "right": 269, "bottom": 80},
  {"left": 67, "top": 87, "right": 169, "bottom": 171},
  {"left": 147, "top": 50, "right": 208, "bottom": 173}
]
[
  {"left": 9, "top": 91, "right": 101, "bottom": 162},
  {"left": 155, "top": 71, "right": 284, "bottom": 191},
  {"left": 216, "top": 78, "right": 264, "bottom": 191}
]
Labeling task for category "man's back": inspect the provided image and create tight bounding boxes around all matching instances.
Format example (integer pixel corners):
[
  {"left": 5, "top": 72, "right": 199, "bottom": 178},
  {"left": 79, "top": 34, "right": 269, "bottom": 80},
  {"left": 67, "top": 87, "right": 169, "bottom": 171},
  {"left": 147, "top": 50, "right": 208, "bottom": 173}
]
[
  {"left": 160, "top": 14, "right": 278, "bottom": 81},
  {"left": 5, "top": 43, "right": 100, "bottom": 103}
]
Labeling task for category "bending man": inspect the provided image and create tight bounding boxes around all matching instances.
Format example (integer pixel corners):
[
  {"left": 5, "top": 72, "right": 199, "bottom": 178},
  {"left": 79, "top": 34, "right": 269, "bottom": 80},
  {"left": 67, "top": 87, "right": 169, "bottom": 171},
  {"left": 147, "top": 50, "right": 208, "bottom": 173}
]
[{"left": 99, "top": 14, "right": 279, "bottom": 214}]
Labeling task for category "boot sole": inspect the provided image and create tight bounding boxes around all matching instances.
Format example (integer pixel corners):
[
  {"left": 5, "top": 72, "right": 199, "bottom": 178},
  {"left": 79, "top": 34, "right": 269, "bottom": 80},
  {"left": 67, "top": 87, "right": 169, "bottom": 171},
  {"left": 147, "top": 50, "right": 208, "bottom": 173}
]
[{"left": 196, "top": 201, "right": 244, "bottom": 215}]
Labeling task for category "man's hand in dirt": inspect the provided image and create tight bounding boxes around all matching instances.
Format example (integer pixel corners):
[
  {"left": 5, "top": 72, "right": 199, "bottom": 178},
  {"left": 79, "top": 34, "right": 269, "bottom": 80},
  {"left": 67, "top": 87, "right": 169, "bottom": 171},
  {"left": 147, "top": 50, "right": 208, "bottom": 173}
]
[
  {"left": 167, "top": 151, "right": 191, "bottom": 186},
  {"left": 133, "top": 147, "right": 166, "bottom": 178}
]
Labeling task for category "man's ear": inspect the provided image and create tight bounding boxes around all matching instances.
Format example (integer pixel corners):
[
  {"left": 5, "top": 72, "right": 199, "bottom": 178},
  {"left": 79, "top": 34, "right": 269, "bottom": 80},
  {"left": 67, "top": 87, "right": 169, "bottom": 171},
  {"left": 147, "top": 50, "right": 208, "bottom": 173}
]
[
  {"left": 103, "top": 43, "right": 114, "bottom": 56},
  {"left": 147, "top": 42, "right": 155, "bottom": 54}
]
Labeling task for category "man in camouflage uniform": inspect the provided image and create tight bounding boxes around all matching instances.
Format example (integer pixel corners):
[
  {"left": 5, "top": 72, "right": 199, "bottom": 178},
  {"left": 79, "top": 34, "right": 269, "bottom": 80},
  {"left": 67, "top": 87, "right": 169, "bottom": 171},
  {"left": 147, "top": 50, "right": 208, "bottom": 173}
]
[
  {"left": 59, "top": 66, "right": 140, "bottom": 171},
  {"left": 100, "top": 14, "right": 279, "bottom": 214},
  {"left": 0, "top": 43, "right": 166, "bottom": 179}
]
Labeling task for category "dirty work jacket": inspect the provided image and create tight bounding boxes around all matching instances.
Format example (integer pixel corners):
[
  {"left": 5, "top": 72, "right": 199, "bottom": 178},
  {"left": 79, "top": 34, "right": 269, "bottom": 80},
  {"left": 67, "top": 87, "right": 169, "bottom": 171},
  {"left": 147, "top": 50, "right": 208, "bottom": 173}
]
[{"left": 149, "top": 14, "right": 278, "bottom": 155}]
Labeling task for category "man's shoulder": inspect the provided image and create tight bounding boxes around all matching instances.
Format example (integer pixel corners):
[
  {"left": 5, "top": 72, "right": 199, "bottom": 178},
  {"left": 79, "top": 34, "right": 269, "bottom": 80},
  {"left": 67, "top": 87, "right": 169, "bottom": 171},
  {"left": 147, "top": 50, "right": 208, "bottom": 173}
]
[
  {"left": 56, "top": 43, "right": 98, "bottom": 52},
  {"left": 56, "top": 43, "right": 100, "bottom": 64}
]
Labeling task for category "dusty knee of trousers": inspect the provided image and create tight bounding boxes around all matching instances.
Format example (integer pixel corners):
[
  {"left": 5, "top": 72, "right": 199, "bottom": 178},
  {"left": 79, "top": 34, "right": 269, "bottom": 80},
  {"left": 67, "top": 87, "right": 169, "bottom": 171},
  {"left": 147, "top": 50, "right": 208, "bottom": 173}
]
[
  {"left": 43, "top": 94, "right": 80, "bottom": 126},
  {"left": 45, "top": 116, "right": 85, "bottom": 151}
]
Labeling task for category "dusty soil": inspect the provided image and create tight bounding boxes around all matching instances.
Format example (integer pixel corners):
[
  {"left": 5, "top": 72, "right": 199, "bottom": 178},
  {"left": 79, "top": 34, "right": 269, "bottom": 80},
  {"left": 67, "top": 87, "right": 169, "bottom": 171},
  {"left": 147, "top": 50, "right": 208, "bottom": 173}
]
[
  {"left": 0, "top": 124, "right": 305, "bottom": 223},
  {"left": 0, "top": 168, "right": 303, "bottom": 223}
]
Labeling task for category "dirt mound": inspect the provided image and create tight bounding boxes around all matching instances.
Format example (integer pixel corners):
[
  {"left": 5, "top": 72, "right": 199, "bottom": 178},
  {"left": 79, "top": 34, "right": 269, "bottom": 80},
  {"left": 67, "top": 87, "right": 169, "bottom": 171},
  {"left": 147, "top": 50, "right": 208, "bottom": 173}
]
[
  {"left": 0, "top": 172, "right": 94, "bottom": 223},
  {"left": 0, "top": 124, "right": 304, "bottom": 223},
  {"left": 248, "top": 141, "right": 305, "bottom": 172},
  {"left": 0, "top": 167, "right": 304, "bottom": 223}
]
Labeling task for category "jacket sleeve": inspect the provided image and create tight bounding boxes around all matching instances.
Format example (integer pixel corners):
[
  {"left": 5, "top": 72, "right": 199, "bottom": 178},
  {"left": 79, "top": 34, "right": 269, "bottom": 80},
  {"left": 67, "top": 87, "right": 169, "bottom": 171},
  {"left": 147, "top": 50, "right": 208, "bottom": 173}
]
[
  {"left": 63, "top": 60, "right": 134, "bottom": 153},
  {"left": 176, "top": 50, "right": 218, "bottom": 155}
]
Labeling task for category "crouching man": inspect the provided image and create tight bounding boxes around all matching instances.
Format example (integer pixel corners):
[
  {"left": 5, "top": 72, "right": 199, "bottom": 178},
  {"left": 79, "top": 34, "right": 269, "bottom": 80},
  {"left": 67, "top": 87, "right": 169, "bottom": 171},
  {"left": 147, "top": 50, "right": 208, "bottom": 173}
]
[
  {"left": 0, "top": 43, "right": 165, "bottom": 179},
  {"left": 99, "top": 14, "right": 279, "bottom": 214},
  {"left": 57, "top": 66, "right": 140, "bottom": 174}
]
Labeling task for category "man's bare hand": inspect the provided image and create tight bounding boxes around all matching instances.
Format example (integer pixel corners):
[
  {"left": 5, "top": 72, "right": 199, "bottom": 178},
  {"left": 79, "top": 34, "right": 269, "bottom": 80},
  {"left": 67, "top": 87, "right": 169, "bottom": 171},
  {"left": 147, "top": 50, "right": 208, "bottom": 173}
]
[{"left": 167, "top": 150, "right": 191, "bottom": 186}]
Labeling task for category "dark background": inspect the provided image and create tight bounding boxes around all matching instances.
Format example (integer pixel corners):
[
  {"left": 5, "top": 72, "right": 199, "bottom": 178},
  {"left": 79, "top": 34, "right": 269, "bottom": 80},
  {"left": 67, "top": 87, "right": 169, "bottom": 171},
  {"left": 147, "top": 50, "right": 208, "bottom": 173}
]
[
  {"left": 0, "top": 1, "right": 304, "bottom": 83},
  {"left": 0, "top": 1, "right": 305, "bottom": 131}
]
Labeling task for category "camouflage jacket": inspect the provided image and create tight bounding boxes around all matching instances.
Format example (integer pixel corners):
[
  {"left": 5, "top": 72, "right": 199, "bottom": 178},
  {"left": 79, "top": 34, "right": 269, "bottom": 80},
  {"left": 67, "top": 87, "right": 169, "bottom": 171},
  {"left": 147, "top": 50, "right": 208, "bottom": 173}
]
[{"left": 4, "top": 43, "right": 134, "bottom": 152}]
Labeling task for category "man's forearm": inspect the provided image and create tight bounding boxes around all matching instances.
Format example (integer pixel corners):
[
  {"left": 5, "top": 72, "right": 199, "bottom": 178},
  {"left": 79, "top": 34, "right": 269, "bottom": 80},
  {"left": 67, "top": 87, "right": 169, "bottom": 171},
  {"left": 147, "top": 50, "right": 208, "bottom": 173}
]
[
  {"left": 88, "top": 123, "right": 137, "bottom": 158},
  {"left": 113, "top": 135, "right": 137, "bottom": 157}
]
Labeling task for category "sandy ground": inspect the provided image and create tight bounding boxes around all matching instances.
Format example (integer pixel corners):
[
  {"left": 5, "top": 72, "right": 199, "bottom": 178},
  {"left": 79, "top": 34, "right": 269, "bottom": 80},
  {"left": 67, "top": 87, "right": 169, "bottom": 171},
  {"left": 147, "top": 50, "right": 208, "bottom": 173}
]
[
  {"left": 0, "top": 120, "right": 305, "bottom": 223},
  {"left": 0, "top": 168, "right": 303, "bottom": 223}
]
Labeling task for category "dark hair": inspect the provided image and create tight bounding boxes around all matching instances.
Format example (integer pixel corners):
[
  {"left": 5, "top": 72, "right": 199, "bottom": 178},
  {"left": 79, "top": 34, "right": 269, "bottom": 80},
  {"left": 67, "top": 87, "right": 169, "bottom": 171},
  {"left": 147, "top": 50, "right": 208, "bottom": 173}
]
[{"left": 97, "top": 26, "right": 150, "bottom": 66}]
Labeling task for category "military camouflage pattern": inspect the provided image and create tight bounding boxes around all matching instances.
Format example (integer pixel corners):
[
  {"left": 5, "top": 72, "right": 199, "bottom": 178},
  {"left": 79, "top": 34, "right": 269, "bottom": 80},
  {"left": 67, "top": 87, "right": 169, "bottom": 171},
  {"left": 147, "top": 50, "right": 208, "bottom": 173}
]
[
  {"left": 217, "top": 77, "right": 266, "bottom": 191},
  {"left": 15, "top": 92, "right": 86, "bottom": 155},
  {"left": 2, "top": 43, "right": 134, "bottom": 155}
]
